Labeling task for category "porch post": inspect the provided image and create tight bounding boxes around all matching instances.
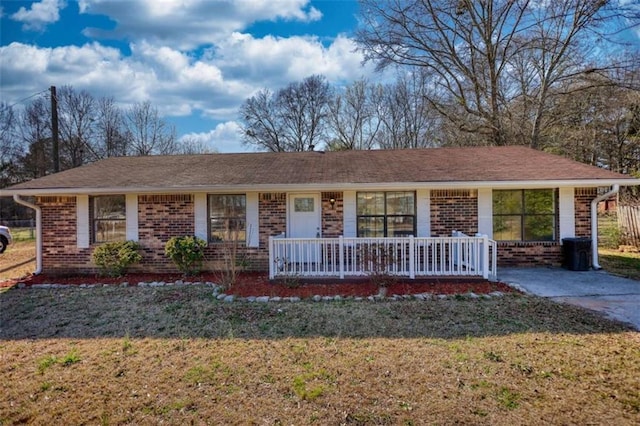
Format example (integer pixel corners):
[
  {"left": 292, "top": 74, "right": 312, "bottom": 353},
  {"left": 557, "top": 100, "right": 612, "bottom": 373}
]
[
  {"left": 339, "top": 236, "right": 345, "bottom": 279},
  {"left": 409, "top": 235, "right": 415, "bottom": 279},
  {"left": 482, "top": 235, "right": 489, "bottom": 279},
  {"left": 268, "top": 236, "right": 274, "bottom": 280}
]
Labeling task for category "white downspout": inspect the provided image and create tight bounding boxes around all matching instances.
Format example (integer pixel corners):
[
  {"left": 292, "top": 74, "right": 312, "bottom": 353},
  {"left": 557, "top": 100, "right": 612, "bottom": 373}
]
[
  {"left": 591, "top": 184, "right": 619, "bottom": 270},
  {"left": 13, "top": 194, "right": 42, "bottom": 275}
]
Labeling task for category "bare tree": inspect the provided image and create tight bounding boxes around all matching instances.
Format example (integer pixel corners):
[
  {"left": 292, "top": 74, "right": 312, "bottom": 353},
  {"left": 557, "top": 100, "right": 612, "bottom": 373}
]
[
  {"left": 377, "top": 71, "right": 440, "bottom": 149},
  {"left": 17, "top": 97, "right": 51, "bottom": 179},
  {"left": 327, "top": 78, "right": 382, "bottom": 150},
  {"left": 57, "top": 86, "right": 100, "bottom": 167},
  {"left": 241, "top": 75, "right": 331, "bottom": 152},
  {"left": 124, "top": 101, "right": 177, "bottom": 155},
  {"left": 356, "top": 0, "right": 632, "bottom": 148},
  {"left": 95, "top": 96, "right": 128, "bottom": 158},
  {"left": 546, "top": 72, "right": 640, "bottom": 175},
  {"left": 178, "top": 136, "right": 216, "bottom": 154},
  {"left": 241, "top": 89, "right": 286, "bottom": 151},
  {"left": 0, "top": 102, "right": 18, "bottom": 163}
]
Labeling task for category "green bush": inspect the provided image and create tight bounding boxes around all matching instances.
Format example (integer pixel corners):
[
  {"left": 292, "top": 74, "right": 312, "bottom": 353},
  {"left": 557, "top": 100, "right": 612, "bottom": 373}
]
[
  {"left": 92, "top": 241, "right": 142, "bottom": 277},
  {"left": 165, "top": 236, "right": 207, "bottom": 276}
]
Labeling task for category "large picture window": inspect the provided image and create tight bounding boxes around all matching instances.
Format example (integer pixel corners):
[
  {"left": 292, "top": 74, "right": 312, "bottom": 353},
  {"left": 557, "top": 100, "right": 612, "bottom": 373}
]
[
  {"left": 92, "top": 195, "right": 126, "bottom": 243},
  {"left": 493, "top": 189, "right": 555, "bottom": 241},
  {"left": 209, "top": 194, "right": 246, "bottom": 242},
  {"left": 357, "top": 191, "right": 415, "bottom": 237}
]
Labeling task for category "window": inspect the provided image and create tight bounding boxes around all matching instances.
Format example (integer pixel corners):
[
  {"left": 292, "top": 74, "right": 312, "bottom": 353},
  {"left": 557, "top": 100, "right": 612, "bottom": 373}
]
[
  {"left": 357, "top": 191, "right": 415, "bottom": 237},
  {"left": 92, "top": 195, "right": 126, "bottom": 243},
  {"left": 493, "top": 189, "right": 555, "bottom": 241},
  {"left": 208, "top": 194, "right": 246, "bottom": 242}
]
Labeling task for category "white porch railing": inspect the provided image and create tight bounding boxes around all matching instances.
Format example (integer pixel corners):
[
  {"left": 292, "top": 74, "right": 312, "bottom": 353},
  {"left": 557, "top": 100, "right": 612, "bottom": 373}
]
[{"left": 268, "top": 235, "right": 497, "bottom": 280}]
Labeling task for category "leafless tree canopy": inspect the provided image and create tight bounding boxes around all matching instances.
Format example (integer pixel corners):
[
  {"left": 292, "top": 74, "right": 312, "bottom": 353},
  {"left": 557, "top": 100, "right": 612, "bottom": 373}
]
[
  {"left": 356, "top": 0, "right": 639, "bottom": 150},
  {"left": 0, "top": 87, "right": 207, "bottom": 189},
  {"left": 124, "top": 101, "right": 178, "bottom": 156},
  {"left": 241, "top": 75, "right": 331, "bottom": 152}
]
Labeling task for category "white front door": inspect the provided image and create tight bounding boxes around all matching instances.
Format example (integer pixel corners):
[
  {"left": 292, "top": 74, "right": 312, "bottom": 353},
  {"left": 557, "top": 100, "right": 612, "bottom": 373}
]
[{"left": 288, "top": 193, "right": 321, "bottom": 238}]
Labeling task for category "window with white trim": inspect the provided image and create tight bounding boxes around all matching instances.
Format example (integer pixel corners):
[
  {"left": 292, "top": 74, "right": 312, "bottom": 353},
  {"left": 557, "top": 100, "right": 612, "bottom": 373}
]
[
  {"left": 208, "top": 194, "right": 246, "bottom": 242},
  {"left": 92, "top": 195, "right": 126, "bottom": 243},
  {"left": 356, "top": 191, "right": 416, "bottom": 237},
  {"left": 493, "top": 189, "right": 556, "bottom": 241}
]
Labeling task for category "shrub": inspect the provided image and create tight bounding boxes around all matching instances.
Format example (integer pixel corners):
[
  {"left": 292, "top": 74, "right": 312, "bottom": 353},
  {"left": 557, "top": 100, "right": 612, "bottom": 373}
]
[
  {"left": 92, "top": 240, "right": 142, "bottom": 277},
  {"left": 165, "top": 236, "right": 207, "bottom": 276}
]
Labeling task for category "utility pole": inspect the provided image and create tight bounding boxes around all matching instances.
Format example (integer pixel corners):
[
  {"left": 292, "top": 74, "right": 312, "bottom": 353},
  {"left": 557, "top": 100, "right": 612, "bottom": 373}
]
[{"left": 50, "top": 85, "right": 60, "bottom": 173}]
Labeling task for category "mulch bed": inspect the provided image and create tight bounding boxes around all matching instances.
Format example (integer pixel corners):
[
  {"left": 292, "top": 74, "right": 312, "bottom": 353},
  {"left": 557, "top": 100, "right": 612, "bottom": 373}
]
[{"left": 6, "top": 272, "right": 516, "bottom": 298}]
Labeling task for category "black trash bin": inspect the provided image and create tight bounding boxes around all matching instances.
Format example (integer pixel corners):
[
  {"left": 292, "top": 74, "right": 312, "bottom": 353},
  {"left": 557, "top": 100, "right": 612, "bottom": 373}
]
[{"left": 562, "top": 237, "right": 591, "bottom": 271}]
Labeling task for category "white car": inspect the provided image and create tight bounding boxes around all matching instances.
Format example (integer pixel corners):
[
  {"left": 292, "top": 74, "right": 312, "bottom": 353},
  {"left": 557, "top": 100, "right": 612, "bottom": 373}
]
[{"left": 0, "top": 225, "right": 12, "bottom": 253}]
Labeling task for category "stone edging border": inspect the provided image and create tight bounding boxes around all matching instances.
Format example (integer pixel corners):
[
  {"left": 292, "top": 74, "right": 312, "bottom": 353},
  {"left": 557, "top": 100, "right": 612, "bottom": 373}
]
[{"left": 14, "top": 279, "right": 509, "bottom": 302}]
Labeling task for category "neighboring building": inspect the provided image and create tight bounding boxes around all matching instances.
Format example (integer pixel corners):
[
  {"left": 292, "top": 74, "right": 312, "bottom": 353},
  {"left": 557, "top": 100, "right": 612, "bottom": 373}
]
[{"left": 1, "top": 146, "right": 638, "bottom": 277}]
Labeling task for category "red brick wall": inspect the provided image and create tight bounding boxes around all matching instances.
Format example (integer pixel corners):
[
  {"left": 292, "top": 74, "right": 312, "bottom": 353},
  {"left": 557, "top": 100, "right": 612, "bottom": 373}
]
[
  {"left": 575, "top": 188, "right": 596, "bottom": 237},
  {"left": 38, "top": 196, "right": 93, "bottom": 274},
  {"left": 322, "top": 192, "right": 343, "bottom": 238},
  {"left": 35, "top": 187, "right": 598, "bottom": 274},
  {"left": 135, "top": 194, "right": 195, "bottom": 272},
  {"left": 430, "top": 190, "right": 478, "bottom": 237},
  {"left": 497, "top": 242, "right": 562, "bottom": 266}
]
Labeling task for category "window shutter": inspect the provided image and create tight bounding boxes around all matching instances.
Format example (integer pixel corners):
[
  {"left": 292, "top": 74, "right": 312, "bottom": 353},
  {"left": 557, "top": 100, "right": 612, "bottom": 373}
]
[
  {"left": 125, "top": 194, "right": 139, "bottom": 241},
  {"left": 416, "top": 189, "right": 430, "bottom": 237},
  {"left": 343, "top": 190, "right": 356, "bottom": 237},
  {"left": 76, "top": 195, "right": 89, "bottom": 248},
  {"left": 246, "top": 192, "right": 259, "bottom": 247},
  {"left": 559, "top": 187, "right": 575, "bottom": 241},
  {"left": 194, "top": 193, "right": 208, "bottom": 243},
  {"left": 477, "top": 188, "right": 493, "bottom": 237}
]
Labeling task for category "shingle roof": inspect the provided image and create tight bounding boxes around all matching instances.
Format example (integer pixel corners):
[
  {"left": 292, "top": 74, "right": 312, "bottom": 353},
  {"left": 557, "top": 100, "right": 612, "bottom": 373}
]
[{"left": 2, "top": 146, "right": 637, "bottom": 193}]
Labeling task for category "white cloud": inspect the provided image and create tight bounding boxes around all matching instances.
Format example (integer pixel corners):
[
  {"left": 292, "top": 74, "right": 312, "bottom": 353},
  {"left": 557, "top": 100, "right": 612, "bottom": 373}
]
[
  {"left": 79, "top": 0, "right": 322, "bottom": 50},
  {"left": 179, "top": 121, "right": 245, "bottom": 153},
  {"left": 215, "top": 33, "right": 370, "bottom": 87},
  {"left": 1, "top": 0, "right": 377, "bottom": 153},
  {"left": 11, "top": 0, "right": 66, "bottom": 31}
]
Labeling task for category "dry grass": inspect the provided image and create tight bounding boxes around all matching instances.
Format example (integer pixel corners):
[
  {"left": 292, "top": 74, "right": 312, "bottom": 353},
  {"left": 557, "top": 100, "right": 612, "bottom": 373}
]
[
  {"left": 598, "top": 248, "right": 640, "bottom": 281},
  {"left": 1, "top": 285, "right": 639, "bottom": 425},
  {"left": 0, "top": 240, "right": 36, "bottom": 282}
]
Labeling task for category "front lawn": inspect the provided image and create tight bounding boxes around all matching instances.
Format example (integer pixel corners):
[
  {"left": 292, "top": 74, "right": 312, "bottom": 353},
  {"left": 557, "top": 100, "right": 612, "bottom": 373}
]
[
  {"left": 1, "top": 285, "right": 638, "bottom": 424},
  {"left": 598, "top": 248, "right": 640, "bottom": 280}
]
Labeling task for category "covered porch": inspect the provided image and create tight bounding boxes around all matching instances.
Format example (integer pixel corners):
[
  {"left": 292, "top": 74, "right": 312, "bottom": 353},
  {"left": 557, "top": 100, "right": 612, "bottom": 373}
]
[{"left": 268, "top": 233, "right": 497, "bottom": 280}]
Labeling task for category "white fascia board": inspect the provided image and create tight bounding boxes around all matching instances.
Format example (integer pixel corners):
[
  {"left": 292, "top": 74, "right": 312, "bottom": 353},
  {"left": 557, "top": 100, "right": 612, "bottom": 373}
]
[{"left": 2, "top": 179, "right": 639, "bottom": 197}]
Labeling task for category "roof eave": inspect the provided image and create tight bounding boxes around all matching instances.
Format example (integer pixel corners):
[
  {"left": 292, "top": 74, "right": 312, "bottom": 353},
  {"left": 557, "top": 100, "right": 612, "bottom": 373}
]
[{"left": 2, "top": 178, "right": 638, "bottom": 197}]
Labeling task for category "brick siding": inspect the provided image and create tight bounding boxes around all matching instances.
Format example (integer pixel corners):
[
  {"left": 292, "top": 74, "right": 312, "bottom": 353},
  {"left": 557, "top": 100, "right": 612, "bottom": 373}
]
[
  {"left": 35, "top": 187, "right": 599, "bottom": 275},
  {"left": 430, "top": 190, "right": 478, "bottom": 237},
  {"left": 37, "top": 196, "right": 92, "bottom": 274}
]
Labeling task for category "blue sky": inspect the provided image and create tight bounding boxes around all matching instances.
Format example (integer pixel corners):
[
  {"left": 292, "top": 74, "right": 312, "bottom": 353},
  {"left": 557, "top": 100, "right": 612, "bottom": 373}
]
[{"left": 0, "top": 0, "right": 373, "bottom": 152}]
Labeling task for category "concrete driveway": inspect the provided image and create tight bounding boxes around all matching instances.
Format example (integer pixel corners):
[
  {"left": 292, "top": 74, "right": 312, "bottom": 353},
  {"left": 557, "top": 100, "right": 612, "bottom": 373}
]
[{"left": 497, "top": 267, "right": 640, "bottom": 330}]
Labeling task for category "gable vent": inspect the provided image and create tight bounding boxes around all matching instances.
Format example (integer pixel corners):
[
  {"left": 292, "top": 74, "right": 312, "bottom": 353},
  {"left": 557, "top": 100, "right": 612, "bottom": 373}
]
[{"left": 431, "top": 189, "right": 477, "bottom": 199}]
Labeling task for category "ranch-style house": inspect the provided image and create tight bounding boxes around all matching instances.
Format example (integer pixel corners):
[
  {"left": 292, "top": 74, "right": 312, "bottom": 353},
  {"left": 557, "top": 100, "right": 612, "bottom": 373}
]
[{"left": 1, "top": 146, "right": 638, "bottom": 279}]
